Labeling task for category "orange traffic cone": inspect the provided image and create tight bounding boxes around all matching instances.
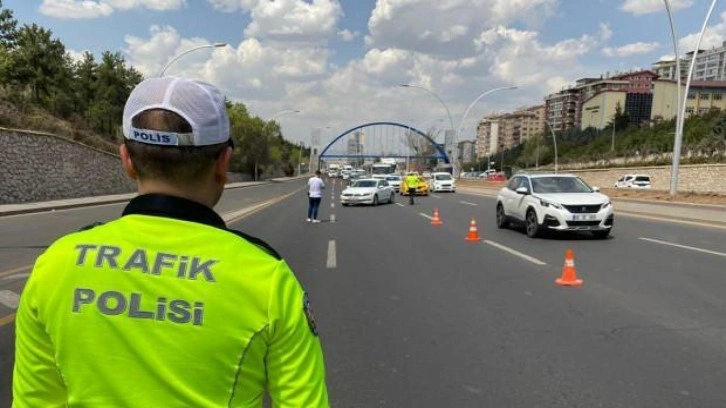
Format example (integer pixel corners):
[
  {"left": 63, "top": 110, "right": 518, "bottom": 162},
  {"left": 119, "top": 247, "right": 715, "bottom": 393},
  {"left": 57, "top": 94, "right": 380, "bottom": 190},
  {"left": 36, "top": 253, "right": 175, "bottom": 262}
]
[
  {"left": 465, "top": 218, "right": 481, "bottom": 241},
  {"left": 431, "top": 208, "right": 443, "bottom": 225},
  {"left": 556, "top": 249, "right": 583, "bottom": 286}
]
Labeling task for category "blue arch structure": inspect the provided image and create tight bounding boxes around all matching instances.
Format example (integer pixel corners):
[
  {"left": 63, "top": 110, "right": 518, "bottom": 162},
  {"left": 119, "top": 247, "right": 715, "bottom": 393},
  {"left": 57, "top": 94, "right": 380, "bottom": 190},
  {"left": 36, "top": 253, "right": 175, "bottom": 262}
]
[{"left": 318, "top": 121, "right": 451, "bottom": 166}]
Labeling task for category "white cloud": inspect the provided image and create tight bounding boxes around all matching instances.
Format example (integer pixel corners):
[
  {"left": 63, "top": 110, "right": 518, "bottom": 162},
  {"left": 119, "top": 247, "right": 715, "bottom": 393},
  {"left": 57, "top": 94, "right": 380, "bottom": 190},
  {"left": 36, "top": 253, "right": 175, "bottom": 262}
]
[
  {"left": 66, "top": 49, "right": 89, "bottom": 63},
  {"left": 602, "top": 42, "right": 660, "bottom": 57},
  {"left": 679, "top": 11, "right": 726, "bottom": 52},
  {"left": 244, "top": 0, "right": 342, "bottom": 43},
  {"left": 207, "top": 0, "right": 257, "bottom": 13},
  {"left": 620, "top": 0, "right": 693, "bottom": 16},
  {"left": 337, "top": 29, "right": 359, "bottom": 42},
  {"left": 39, "top": 0, "right": 184, "bottom": 18},
  {"left": 367, "top": 0, "right": 558, "bottom": 57}
]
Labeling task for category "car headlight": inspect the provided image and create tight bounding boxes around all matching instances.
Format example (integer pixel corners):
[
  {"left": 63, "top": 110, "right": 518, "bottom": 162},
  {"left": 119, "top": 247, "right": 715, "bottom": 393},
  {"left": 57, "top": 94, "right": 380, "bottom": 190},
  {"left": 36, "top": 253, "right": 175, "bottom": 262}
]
[
  {"left": 539, "top": 199, "right": 563, "bottom": 210},
  {"left": 601, "top": 201, "right": 612, "bottom": 209}
]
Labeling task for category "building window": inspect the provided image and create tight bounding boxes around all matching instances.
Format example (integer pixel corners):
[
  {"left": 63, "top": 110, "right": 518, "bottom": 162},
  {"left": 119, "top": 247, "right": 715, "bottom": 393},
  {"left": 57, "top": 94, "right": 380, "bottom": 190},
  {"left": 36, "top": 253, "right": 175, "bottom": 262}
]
[
  {"left": 686, "top": 107, "right": 694, "bottom": 115},
  {"left": 713, "top": 93, "right": 722, "bottom": 101},
  {"left": 699, "top": 107, "right": 709, "bottom": 115},
  {"left": 701, "top": 93, "right": 711, "bottom": 100},
  {"left": 687, "top": 93, "right": 696, "bottom": 100}
]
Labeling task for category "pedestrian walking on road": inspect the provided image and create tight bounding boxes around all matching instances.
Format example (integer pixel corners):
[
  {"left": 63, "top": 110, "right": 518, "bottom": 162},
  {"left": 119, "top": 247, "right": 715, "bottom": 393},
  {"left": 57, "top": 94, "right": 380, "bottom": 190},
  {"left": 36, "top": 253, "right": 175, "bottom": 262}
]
[
  {"left": 405, "top": 173, "right": 419, "bottom": 205},
  {"left": 307, "top": 170, "right": 325, "bottom": 223},
  {"left": 12, "top": 76, "right": 329, "bottom": 407}
]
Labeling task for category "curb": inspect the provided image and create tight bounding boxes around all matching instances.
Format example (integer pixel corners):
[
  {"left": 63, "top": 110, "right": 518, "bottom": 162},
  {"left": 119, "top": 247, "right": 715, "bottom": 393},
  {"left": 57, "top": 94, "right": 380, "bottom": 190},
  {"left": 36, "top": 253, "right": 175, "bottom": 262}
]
[{"left": 0, "top": 181, "right": 272, "bottom": 217}]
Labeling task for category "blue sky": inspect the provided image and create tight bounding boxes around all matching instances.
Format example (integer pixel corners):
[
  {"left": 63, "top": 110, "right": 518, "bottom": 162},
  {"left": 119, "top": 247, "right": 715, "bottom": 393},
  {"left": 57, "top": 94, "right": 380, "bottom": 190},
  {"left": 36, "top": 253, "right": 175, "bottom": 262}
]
[{"left": 4, "top": 1, "right": 725, "bottom": 144}]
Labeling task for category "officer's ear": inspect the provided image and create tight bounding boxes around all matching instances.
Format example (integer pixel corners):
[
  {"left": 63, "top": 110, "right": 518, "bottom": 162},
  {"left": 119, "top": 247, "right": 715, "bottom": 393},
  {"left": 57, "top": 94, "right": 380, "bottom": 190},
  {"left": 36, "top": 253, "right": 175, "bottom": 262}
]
[
  {"left": 119, "top": 144, "right": 139, "bottom": 180},
  {"left": 214, "top": 146, "right": 233, "bottom": 183}
]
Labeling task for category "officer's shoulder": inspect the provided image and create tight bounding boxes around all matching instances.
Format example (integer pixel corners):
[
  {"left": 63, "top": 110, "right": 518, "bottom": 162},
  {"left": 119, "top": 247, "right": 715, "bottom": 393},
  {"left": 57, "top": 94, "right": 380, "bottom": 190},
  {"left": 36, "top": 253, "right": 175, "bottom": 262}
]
[{"left": 225, "top": 229, "right": 282, "bottom": 260}]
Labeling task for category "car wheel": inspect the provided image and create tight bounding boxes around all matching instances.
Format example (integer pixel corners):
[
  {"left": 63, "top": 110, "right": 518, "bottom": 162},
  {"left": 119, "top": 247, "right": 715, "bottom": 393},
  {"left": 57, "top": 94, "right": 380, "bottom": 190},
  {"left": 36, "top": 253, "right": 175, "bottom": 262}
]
[
  {"left": 372, "top": 195, "right": 379, "bottom": 206},
  {"left": 496, "top": 203, "right": 509, "bottom": 229},
  {"left": 592, "top": 230, "right": 611, "bottom": 239},
  {"left": 389, "top": 193, "right": 395, "bottom": 204},
  {"left": 525, "top": 209, "right": 541, "bottom": 238}
]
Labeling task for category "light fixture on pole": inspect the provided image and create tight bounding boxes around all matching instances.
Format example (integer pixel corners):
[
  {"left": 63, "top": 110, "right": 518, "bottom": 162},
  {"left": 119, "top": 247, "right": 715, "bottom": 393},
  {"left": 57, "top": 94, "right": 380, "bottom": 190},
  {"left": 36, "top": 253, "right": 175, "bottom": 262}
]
[
  {"left": 662, "top": 0, "right": 718, "bottom": 196},
  {"left": 158, "top": 42, "right": 227, "bottom": 77}
]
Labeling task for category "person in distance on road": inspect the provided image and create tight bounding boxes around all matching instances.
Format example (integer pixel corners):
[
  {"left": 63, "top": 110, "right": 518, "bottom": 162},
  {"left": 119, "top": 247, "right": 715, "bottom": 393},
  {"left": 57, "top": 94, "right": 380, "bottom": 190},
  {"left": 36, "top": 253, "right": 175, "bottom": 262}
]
[
  {"left": 307, "top": 170, "right": 325, "bottom": 223},
  {"left": 405, "top": 172, "right": 419, "bottom": 205},
  {"left": 13, "top": 76, "right": 329, "bottom": 407}
]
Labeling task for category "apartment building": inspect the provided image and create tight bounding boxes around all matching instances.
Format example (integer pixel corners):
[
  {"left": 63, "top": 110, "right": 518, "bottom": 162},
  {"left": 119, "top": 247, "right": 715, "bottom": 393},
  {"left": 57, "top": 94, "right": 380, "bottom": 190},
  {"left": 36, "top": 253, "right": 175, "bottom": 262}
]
[
  {"left": 651, "top": 79, "right": 726, "bottom": 120},
  {"left": 652, "top": 42, "right": 726, "bottom": 82},
  {"left": 476, "top": 116, "right": 500, "bottom": 158},
  {"left": 457, "top": 140, "right": 477, "bottom": 164},
  {"left": 544, "top": 88, "right": 580, "bottom": 131}
]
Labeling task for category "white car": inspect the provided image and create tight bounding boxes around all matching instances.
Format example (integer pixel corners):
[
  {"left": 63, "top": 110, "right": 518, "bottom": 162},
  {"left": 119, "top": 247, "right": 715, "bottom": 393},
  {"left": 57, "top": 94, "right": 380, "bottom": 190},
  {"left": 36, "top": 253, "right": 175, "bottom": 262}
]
[
  {"left": 496, "top": 173, "right": 614, "bottom": 239},
  {"left": 340, "top": 178, "right": 395, "bottom": 206},
  {"left": 614, "top": 174, "right": 652, "bottom": 189},
  {"left": 385, "top": 175, "right": 402, "bottom": 192},
  {"left": 429, "top": 172, "right": 456, "bottom": 192}
]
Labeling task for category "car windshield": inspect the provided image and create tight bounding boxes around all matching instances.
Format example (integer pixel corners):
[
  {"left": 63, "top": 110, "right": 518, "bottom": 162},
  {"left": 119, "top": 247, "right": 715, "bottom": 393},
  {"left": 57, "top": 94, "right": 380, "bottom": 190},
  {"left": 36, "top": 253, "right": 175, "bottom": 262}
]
[
  {"left": 634, "top": 176, "right": 650, "bottom": 182},
  {"left": 531, "top": 177, "right": 592, "bottom": 193},
  {"left": 352, "top": 180, "right": 377, "bottom": 188},
  {"left": 386, "top": 176, "right": 401, "bottom": 181},
  {"left": 435, "top": 174, "right": 452, "bottom": 180}
]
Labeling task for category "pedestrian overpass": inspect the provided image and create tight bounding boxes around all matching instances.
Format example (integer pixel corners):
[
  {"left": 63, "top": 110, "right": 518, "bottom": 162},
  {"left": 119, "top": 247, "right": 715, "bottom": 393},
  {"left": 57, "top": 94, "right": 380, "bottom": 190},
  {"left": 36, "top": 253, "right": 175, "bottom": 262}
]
[{"left": 317, "top": 121, "right": 452, "bottom": 170}]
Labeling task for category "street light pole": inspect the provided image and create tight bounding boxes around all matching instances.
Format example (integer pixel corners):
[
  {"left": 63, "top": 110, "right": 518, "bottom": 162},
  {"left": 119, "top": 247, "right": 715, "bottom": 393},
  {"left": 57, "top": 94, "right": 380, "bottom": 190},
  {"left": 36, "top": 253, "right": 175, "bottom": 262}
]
[
  {"left": 158, "top": 43, "right": 227, "bottom": 77},
  {"left": 257, "top": 109, "right": 301, "bottom": 181},
  {"left": 662, "top": 0, "right": 718, "bottom": 196},
  {"left": 456, "top": 86, "right": 517, "bottom": 174}
]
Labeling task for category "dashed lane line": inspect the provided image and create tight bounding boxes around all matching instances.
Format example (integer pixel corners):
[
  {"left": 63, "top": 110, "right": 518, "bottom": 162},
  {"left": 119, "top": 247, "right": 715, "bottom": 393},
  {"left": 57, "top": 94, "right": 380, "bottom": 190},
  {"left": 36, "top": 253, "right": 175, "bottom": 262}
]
[
  {"left": 0, "top": 290, "right": 20, "bottom": 309},
  {"left": 326, "top": 240, "right": 337, "bottom": 269},
  {"left": 484, "top": 240, "right": 548, "bottom": 266},
  {"left": 395, "top": 203, "right": 405, "bottom": 207},
  {"left": 430, "top": 194, "right": 442, "bottom": 199},
  {"left": 639, "top": 237, "right": 726, "bottom": 258},
  {"left": 460, "top": 201, "right": 479, "bottom": 206},
  {"left": 2, "top": 272, "right": 31, "bottom": 281},
  {"left": 418, "top": 213, "right": 434, "bottom": 220}
]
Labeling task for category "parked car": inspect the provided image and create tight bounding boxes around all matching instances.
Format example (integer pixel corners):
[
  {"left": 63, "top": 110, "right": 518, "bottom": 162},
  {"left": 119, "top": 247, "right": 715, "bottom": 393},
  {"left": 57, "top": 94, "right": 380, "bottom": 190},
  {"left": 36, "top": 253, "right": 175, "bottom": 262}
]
[
  {"left": 614, "top": 174, "right": 652, "bottom": 189},
  {"left": 340, "top": 178, "right": 395, "bottom": 206},
  {"left": 496, "top": 173, "right": 614, "bottom": 239},
  {"left": 429, "top": 172, "right": 456, "bottom": 192}
]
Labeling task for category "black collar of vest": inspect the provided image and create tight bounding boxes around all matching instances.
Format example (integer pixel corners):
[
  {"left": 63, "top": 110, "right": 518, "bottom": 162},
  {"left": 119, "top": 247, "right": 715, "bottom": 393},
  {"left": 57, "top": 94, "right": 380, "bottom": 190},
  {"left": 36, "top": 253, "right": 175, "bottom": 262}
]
[{"left": 122, "top": 194, "right": 226, "bottom": 228}]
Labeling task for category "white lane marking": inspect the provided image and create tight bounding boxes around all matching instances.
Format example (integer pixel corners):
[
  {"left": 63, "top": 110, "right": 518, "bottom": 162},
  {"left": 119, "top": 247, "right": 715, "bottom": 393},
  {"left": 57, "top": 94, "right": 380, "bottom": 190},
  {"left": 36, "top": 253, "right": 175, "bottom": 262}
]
[
  {"left": 395, "top": 203, "right": 405, "bottom": 207},
  {"left": 326, "top": 240, "right": 337, "bottom": 269},
  {"left": 639, "top": 237, "right": 726, "bottom": 258},
  {"left": 0, "top": 290, "right": 20, "bottom": 309},
  {"left": 460, "top": 201, "right": 478, "bottom": 206},
  {"left": 484, "top": 240, "right": 547, "bottom": 266},
  {"left": 2, "top": 273, "right": 31, "bottom": 281},
  {"left": 331, "top": 203, "right": 335, "bottom": 208},
  {"left": 431, "top": 194, "right": 441, "bottom": 199},
  {"left": 330, "top": 214, "right": 336, "bottom": 223},
  {"left": 418, "top": 213, "right": 434, "bottom": 220}
]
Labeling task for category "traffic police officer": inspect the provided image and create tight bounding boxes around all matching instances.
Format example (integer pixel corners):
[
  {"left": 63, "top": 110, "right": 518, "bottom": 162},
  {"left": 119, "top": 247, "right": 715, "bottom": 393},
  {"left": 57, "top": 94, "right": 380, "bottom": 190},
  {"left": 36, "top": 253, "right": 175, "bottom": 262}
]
[
  {"left": 13, "top": 76, "right": 329, "bottom": 407},
  {"left": 405, "top": 173, "right": 419, "bottom": 205}
]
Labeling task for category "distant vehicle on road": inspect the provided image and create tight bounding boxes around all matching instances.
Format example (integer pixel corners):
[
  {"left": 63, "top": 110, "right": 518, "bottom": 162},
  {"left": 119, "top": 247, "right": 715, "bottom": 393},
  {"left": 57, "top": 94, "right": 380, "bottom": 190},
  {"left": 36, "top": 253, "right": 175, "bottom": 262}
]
[
  {"left": 385, "top": 175, "right": 402, "bottom": 192},
  {"left": 614, "top": 174, "right": 652, "bottom": 189},
  {"left": 340, "top": 178, "right": 395, "bottom": 206},
  {"left": 327, "top": 163, "right": 341, "bottom": 178},
  {"left": 429, "top": 172, "right": 456, "bottom": 193},
  {"left": 401, "top": 174, "right": 429, "bottom": 196},
  {"left": 496, "top": 173, "right": 614, "bottom": 239},
  {"left": 349, "top": 169, "right": 367, "bottom": 181},
  {"left": 371, "top": 162, "right": 396, "bottom": 177}
]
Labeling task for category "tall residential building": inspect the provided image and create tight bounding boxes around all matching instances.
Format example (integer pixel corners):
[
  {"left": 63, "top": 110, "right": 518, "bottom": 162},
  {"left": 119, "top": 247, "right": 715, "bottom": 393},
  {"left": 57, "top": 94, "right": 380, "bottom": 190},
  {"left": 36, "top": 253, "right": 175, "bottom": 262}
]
[
  {"left": 652, "top": 41, "right": 726, "bottom": 81},
  {"left": 518, "top": 105, "right": 546, "bottom": 141},
  {"left": 651, "top": 79, "right": 726, "bottom": 120},
  {"left": 545, "top": 88, "right": 581, "bottom": 131},
  {"left": 457, "top": 140, "right": 477, "bottom": 164},
  {"left": 476, "top": 117, "right": 500, "bottom": 158}
]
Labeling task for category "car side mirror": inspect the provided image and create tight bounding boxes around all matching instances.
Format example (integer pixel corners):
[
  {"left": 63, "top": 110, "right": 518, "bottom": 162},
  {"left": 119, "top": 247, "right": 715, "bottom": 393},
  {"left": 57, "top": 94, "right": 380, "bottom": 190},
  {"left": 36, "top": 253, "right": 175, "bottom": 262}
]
[
  {"left": 592, "top": 186, "right": 600, "bottom": 192},
  {"left": 515, "top": 186, "right": 530, "bottom": 195}
]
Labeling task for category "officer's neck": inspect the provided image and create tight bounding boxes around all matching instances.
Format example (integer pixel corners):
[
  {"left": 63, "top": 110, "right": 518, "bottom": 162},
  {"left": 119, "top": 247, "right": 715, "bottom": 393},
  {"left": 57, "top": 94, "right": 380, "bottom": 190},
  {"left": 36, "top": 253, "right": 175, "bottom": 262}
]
[{"left": 137, "top": 180, "right": 218, "bottom": 209}]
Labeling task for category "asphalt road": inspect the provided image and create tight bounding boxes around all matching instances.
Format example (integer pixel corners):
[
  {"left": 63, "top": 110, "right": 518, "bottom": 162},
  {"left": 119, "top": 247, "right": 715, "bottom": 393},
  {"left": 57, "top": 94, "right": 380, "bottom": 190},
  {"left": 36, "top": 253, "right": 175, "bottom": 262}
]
[{"left": 2, "top": 178, "right": 726, "bottom": 407}]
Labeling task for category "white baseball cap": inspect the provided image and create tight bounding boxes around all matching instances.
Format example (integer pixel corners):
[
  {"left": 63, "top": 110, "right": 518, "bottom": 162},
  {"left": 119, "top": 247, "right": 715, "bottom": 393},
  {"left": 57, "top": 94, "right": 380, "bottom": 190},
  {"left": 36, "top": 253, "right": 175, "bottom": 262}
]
[{"left": 122, "top": 76, "right": 231, "bottom": 147}]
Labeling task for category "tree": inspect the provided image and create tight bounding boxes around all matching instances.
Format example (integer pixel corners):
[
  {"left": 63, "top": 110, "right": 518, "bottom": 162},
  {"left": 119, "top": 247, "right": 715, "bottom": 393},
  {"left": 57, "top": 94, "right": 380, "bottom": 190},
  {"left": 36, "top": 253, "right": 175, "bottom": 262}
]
[{"left": 0, "top": 0, "right": 17, "bottom": 49}]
